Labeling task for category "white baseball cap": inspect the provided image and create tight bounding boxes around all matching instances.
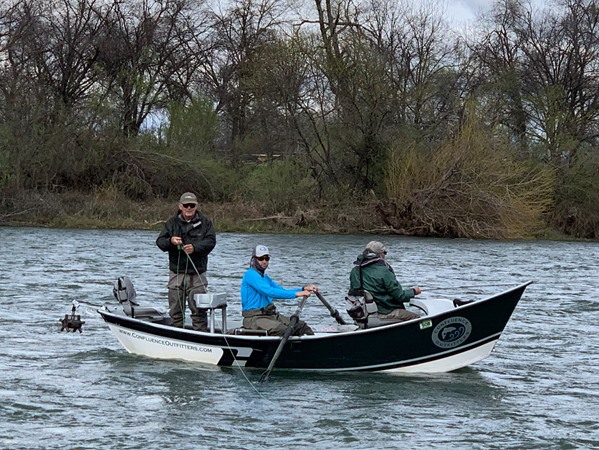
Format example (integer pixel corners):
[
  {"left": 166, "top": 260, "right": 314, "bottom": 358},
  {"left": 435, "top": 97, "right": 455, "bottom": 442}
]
[{"left": 254, "top": 245, "right": 269, "bottom": 257}]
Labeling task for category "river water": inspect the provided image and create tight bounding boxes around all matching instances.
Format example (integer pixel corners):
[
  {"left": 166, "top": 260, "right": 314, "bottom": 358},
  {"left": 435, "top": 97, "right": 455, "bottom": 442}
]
[{"left": 0, "top": 227, "right": 597, "bottom": 449}]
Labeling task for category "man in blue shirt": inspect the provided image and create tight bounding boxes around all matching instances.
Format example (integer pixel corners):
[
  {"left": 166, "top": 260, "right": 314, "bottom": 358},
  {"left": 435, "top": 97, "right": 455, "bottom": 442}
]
[{"left": 241, "top": 245, "right": 317, "bottom": 336}]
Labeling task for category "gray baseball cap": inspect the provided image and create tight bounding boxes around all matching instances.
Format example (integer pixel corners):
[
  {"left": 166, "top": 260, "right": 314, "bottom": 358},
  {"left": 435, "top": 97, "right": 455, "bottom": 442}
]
[
  {"left": 366, "top": 241, "right": 387, "bottom": 255},
  {"left": 179, "top": 192, "right": 198, "bottom": 204}
]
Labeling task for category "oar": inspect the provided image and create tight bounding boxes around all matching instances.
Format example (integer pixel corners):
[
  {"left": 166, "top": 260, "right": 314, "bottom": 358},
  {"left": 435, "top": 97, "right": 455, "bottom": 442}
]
[
  {"left": 259, "top": 295, "right": 308, "bottom": 383},
  {"left": 315, "top": 291, "right": 347, "bottom": 325}
]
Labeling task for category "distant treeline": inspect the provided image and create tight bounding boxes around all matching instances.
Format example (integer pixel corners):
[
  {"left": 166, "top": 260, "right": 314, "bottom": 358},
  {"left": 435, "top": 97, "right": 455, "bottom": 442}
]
[{"left": 1, "top": 0, "right": 598, "bottom": 239}]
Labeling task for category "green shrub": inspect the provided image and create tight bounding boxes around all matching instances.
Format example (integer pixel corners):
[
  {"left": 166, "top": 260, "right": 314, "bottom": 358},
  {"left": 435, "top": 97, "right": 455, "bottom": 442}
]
[
  {"left": 243, "top": 159, "right": 318, "bottom": 213},
  {"left": 551, "top": 147, "right": 599, "bottom": 239}
]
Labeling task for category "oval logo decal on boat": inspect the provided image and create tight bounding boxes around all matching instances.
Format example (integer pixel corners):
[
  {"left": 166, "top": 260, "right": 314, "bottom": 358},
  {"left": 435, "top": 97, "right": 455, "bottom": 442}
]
[{"left": 431, "top": 317, "right": 472, "bottom": 349}]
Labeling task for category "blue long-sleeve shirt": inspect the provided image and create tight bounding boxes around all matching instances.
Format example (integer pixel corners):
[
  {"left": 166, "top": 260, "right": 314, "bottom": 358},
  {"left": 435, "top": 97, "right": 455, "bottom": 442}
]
[{"left": 241, "top": 268, "right": 301, "bottom": 311}]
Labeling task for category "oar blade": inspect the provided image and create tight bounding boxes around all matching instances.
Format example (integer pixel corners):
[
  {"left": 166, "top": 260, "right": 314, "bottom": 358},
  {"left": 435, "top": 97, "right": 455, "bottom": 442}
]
[{"left": 258, "top": 371, "right": 270, "bottom": 383}]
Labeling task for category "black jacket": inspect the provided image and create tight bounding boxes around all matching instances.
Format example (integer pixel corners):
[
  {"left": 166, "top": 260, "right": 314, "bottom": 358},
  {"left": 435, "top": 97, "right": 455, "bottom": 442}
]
[{"left": 156, "top": 211, "right": 216, "bottom": 274}]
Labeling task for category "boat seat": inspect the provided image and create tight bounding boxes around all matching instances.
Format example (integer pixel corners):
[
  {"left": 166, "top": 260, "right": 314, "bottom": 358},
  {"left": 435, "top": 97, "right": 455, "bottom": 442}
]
[
  {"left": 362, "top": 313, "right": 416, "bottom": 328},
  {"left": 345, "top": 290, "right": 378, "bottom": 328},
  {"left": 113, "top": 276, "right": 138, "bottom": 305},
  {"left": 190, "top": 290, "right": 228, "bottom": 334},
  {"left": 346, "top": 290, "right": 422, "bottom": 329},
  {"left": 126, "top": 306, "right": 166, "bottom": 320},
  {"left": 411, "top": 298, "right": 459, "bottom": 316},
  {"left": 113, "top": 276, "right": 165, "bottom": 320}
]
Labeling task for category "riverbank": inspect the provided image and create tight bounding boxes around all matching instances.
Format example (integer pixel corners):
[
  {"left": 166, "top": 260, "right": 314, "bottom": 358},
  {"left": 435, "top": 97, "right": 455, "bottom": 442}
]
[
  {"left": 0, "top": 190, "right": 575, "bottom": 240},
  {"left": 0, "top": 190, "right": 388, "bottom": 235}
]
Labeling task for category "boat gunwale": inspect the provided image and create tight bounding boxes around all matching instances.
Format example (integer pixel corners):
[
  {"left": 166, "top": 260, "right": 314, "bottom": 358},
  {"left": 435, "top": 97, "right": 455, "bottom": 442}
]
[{"left": 97, "top": 280, "right": 533, "bottom": 342}]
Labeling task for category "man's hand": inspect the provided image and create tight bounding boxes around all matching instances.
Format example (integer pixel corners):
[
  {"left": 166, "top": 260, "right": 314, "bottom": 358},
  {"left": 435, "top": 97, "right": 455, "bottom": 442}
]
[
  {"left": 296, "top": 290, "right": 313, "bottom": 298},
  {"left": 413, "top": 287, "right": 422, "bottom": 295},
  {"left": 302, "top": 284, "right": 319, "bottom": 293}
]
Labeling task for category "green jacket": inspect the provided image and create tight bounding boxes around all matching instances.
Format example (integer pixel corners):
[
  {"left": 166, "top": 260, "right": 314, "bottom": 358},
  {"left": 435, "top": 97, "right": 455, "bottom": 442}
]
[{"left": 349, "top": 255, "right": 416, "bottom": 314}]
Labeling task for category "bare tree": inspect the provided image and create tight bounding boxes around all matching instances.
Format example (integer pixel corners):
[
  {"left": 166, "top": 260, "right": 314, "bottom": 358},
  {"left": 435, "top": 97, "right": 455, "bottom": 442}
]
[
  {"left": 289, "top": 0, "right": 463, "bottom": 193},
  {"left": 469, "top": 0, "right": 529, "bottom": 151},
  {"left": 201, "top": 0, "right": 291, "bottom": 161},
  {"left": 473, "top": 0, "right": 599, "bottom": 163},
  {"left": 0, "top": 0, "right": 107, "bottom": 191},
  {"left": 96, "top": 0, "right": 209, "bottom": 137},
  {"left": 361, "top": 0, "right": 464, "bottom": 137},
  {"left": 0, "top": 0, "right": 109, "bottom": 128}
]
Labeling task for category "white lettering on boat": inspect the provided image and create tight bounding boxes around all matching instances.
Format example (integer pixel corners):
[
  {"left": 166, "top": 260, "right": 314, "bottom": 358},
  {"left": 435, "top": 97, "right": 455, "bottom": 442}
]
[
  {"left": 117, "top": 329, "right": 213, "bottom": 352},
  {"left": 431, "top": 317, "right": 472, "bottom": 349}
]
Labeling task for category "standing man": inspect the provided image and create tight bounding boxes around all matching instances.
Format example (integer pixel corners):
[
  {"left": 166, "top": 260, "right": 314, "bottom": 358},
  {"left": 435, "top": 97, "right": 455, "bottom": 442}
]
[{"left": 156, "top": 192, "right": 216, "bottom": 331}]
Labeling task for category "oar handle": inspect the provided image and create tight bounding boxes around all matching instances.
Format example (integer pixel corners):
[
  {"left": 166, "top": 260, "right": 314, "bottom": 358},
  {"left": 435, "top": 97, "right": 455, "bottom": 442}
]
[{"left": 315, "top": 291, "right": 347, "bottom": 325}]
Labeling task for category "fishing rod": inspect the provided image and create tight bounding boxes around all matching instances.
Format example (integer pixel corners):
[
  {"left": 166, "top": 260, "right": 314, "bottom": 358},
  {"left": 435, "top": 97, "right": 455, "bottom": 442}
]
[{"left": 421, "top": 282, "right": 521, "bottom": 292}]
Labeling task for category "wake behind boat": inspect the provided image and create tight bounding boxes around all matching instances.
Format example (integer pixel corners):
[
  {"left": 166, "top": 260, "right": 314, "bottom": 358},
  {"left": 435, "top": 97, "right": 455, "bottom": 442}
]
[{"left": 96, "top": 277, "right": 533, "bottom": 374}]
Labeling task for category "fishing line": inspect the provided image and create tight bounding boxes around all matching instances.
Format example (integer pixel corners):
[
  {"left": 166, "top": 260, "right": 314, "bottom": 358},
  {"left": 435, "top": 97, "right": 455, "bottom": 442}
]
[
  {"left": 173, "top": 243, "right": 208, "bottom": 325},
  {"left": 176, "top": 246, "right": 187, "bottom": 324},
  {"left": 224, "top": 331, "right": 270, "bottom": 400},
  {"left": 182, "top": 249, "right": 269, "bottom": 397},
  {"left": 182, "top": 249, "right": 208, "bottom": 291},
  {"left": 194, "top": 299, "right": 270, "bottom": 399}
]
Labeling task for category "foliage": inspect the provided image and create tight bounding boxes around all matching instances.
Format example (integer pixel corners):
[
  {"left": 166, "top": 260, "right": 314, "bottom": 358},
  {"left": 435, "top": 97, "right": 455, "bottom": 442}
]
[
  {"left": 382, "top": 110, "right": 555, "bottom": 239},
  {"left": 550, "top": 147, "right": 599, "bottom": 239},
  {"left": 116, "top": 136, "right": 242, "bottom": 202},
  {"left": 164, "top": 98, "right": 219, "bottom": 156},
  {"left": 243, "top": 159, "right": 318, "bottom": 213},
  {"left": 1, "top": 0, "right": 598, "bottom": 239}
]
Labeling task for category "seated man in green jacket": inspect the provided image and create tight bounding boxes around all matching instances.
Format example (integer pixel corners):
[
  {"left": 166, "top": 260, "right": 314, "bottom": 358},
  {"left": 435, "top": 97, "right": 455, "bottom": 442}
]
[{"left": 349, "top": 241, "right": 421, "bottom": 322}]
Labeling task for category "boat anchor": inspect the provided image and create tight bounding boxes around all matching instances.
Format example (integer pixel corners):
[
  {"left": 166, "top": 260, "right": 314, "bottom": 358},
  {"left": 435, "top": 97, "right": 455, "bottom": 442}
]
[{"left": 59, "top": 301, "right": 85, "bottom": 333}]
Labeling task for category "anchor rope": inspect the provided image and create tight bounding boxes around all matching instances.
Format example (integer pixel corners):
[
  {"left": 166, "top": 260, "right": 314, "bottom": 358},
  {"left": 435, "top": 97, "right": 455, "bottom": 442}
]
[{"left": 75, "top": 299, "right": 105, "bottom": 308}]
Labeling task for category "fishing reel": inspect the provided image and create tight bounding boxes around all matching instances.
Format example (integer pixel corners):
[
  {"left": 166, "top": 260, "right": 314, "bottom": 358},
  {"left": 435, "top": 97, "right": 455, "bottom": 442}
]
[{"left": 59, "top": 301, "right": 85, "bottom": 333}]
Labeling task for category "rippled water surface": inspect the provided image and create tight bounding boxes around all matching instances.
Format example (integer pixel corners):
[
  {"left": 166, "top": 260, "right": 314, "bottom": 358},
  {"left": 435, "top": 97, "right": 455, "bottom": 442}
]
[{"left": 1, "top": 228, "right": 598, "bottom": 449}]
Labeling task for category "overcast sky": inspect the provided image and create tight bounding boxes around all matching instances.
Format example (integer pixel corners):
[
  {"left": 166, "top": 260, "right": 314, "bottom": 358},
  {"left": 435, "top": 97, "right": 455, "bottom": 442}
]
[
  {"left": 447, "top": 0, "right": 494, "bottom": 25},
  {"left": 448, "top": 0, "right": 546, "bottom": 26}
]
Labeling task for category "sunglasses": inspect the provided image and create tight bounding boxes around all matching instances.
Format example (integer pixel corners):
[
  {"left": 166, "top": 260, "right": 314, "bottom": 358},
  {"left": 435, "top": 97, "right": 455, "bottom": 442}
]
[
  {"left": 256, "top": 255, "right": 270, "bottom": 261},
  {"left": 182, "top": 203, "right": 197, "bottom": 209}
]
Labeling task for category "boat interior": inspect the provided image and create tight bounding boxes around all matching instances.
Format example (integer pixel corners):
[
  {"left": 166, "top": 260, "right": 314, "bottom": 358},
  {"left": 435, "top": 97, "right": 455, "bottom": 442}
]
[{"left": 111, "top": 276, "right": 470, "bottom": 336}]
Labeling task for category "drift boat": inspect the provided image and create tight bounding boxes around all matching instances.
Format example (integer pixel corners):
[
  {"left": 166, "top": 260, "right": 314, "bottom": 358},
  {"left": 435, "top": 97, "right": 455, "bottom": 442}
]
[{"left": 96, "top": 277, "right": 532, "bottom": 374}]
